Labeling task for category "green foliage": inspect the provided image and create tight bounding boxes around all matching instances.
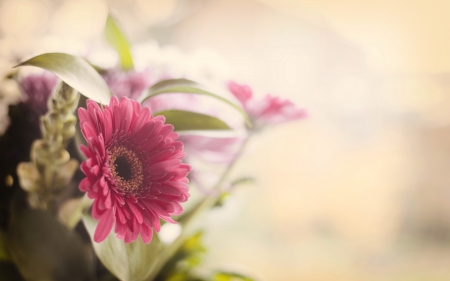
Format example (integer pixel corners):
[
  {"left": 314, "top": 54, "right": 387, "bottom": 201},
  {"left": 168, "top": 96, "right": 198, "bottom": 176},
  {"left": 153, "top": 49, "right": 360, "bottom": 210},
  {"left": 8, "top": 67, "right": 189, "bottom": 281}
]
[
  {"left": 155, "top": 110, "right": 231, "bottom": 131},
  {"left": 156, "top": 231, "right": 206, "bottom": 281},
  {"left": 7, "top": 207, "right": 93, "bottom": 281},
  {"left": 212, "top": 272, "right": 255, "bottom": 281},
  {"left": 155, "top": 232, "right": 256, "bottom": 281},
  {"left": 138, "top": 78, "right": 252, "bottom": 127},
  {"left": 105, "top": 15, "right": 134, "bottom": 70},
  {"left": 83, "top": 215, "right": 163, "bottom": 281},
  {"left": 16, "top": 53, "right": 111, "bottom": 104}
]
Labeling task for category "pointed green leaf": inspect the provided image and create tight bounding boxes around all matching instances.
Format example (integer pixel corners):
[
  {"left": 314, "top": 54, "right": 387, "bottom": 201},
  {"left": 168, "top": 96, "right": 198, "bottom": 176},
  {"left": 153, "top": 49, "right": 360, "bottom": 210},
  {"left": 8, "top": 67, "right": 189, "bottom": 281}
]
[
  {"left": 139, "top": 79, "right": 252, "bottom": 127},
  {"left": 16, "top": 53, "right": 111, "bottom": 104},
  {"left": 155, "top": 110, "right": 231, "bottom": 131},
  {"left": 7, "top": 208, "right": 93, "bottom": 281},
  {"left": 83, "top": 215, "right": 163, "bottom": 281},
  {"left": 105, "top": 15, "right": 134, "bottom": 70}
]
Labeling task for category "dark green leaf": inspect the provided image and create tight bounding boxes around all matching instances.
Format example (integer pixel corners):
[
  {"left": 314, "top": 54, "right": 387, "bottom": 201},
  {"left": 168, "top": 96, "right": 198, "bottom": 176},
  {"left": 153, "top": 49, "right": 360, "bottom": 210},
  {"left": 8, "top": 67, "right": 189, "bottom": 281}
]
[
  {"left": 105, "top": 15, "right": 134, "bottom": 70},
  {"left": 83, "top": 215, "right": 163, "bottom": 281},
  {"left": 6, "top": 208, "right": 94, "bottom": 281},
  {"left": 139, "top": 79, "right": 252, "bottom": 127},
  {"left": 155, "top": 110, "right": 231, "bottom": 131},
  {"left": 16, "top": 53, "right": 111, "bottom": 104}
]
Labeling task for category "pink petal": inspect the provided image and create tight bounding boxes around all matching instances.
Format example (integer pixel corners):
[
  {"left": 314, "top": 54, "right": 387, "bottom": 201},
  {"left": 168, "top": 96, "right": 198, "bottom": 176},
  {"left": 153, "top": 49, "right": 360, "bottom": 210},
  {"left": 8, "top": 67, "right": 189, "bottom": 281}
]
[
  {"left": 227, "top": 81, "right": 253, "bottom": 104},
  {"left": 150, "top": 159, "right": 181, "bottom": 175},
  {"left": 93, "top": 207, "right": 115, "bottom": 243},
  {"left": 140, "top": 224, "right": 153, "bottom": 244},
  {"left": 127, "top": 201, "right": 144, "bottom": 224}
]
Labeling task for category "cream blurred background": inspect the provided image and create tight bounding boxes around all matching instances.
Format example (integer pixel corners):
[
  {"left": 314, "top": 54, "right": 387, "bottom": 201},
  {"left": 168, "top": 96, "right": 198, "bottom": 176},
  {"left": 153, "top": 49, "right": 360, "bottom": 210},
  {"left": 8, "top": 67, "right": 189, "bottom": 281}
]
[{"left": 2, "top": 0, "right": 450, "bottom": 280}]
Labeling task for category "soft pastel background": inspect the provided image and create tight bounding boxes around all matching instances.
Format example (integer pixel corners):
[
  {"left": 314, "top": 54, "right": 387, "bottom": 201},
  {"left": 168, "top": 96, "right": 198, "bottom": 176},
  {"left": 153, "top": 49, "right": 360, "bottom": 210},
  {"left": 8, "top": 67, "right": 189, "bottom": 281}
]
[{"left": 2, "top": 0, "right": 450, "bottom": 280}]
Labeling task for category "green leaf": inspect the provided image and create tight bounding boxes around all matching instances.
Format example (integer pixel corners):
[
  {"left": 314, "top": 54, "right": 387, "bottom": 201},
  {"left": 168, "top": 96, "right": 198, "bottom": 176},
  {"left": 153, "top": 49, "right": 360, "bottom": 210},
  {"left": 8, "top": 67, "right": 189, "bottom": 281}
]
[
  {"left": 155, "top": 110, "right": 231, "bottom": 131},
  {"left": 83, "top": 215, "right": 163, "bottom": 281},
  {"left": 157, "top": 231, "right": 206, "bottom": 281},
  {"left": 6, "top": 208, "right": 93, "bottom": 281},
  {"left": 105, "top": 15, "right": 134, "bottom": 70},
  {"left": 139, "top": 79, "right": 252, "bottom": 127},
  {"left": 212, "top": 272, "right": 255, "bottom": 281},
  {"left": 16, "top": 53, "right": 111, "bottom": 104}
]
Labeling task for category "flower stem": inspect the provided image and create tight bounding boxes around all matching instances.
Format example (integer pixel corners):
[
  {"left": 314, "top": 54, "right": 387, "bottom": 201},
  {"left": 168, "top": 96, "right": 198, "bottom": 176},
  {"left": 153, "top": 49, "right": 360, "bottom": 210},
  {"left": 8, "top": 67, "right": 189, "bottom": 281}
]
[{"left": 147, "top": 135, "right": 251, "bottom": 280}]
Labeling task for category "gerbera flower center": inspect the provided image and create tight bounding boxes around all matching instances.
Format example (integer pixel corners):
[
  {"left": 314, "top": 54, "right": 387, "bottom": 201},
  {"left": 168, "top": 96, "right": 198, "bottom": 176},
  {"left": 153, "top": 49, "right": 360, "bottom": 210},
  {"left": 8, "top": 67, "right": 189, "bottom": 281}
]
[
  {"left": 114, "top": 156, "right": 133, "bottom": 180},
  {"left": 107, "top": 146, "right": 144, "bottom": 192}
]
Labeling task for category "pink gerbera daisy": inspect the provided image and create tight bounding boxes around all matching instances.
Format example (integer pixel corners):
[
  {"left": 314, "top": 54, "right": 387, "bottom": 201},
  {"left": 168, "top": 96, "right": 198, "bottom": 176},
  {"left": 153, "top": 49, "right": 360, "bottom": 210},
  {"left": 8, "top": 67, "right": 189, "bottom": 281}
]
[{"left": 78, "top": 97, "right": 190, "bottom": 244}]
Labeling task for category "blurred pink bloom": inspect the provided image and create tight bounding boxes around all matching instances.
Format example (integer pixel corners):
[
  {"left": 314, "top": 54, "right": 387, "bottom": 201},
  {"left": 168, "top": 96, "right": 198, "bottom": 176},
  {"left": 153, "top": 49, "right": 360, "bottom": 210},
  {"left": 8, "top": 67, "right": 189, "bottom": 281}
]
[
  {"left": 103, "top": 68, "right": 196, "bottom": 114},
  {"left": 145, "top": 93, "right": 198, "bottom": 114},
  {"left": 179, "top": 134, "right": 243, "bottom": 194},
  {"left": 103, "top": 69, "right": 154, "bottom": 100},
  {"left": 179, "top": 135, "right": 241, "bottom": 164},
  {"left": 227, "top": 81, "right": 307, "bottom": 128},
  {"left": 20, "top": 72, "right": 58, "bottom": 115},
  {"left": 78, "top": 97, "right": 190, "bottom": 244}
]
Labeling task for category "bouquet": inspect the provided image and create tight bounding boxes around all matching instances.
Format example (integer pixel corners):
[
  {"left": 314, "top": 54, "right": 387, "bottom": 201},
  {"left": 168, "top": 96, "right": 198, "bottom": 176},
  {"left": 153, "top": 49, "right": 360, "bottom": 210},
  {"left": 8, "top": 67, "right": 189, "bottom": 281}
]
[{"left": 0, "top": 15, "right": 305, "bottom": 281}]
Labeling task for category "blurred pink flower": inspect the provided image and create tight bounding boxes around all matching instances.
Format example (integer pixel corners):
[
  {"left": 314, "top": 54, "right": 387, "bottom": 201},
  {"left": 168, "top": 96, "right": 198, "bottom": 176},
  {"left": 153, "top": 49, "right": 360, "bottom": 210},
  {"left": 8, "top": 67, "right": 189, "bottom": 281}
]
[
  {"left": 179, "top": 135, "right": 241, "bottom": 164},
  {"left": 20, "top": 72, "right": 58, "bottom": 115},
  {"left": 78, "top": 97, "right": 190, "bottom": 244},
  {"left": 103, "top": 68, "right": 197, "bottom": 114},
  {"left": 227, "top": 81, "right": 307, "bottom": 128},
  {"left": 179, "top": 134, "right": 243, "bottom": 194},
  {"left": 103, "top": 69, "right": 154, "bottom": 100}
]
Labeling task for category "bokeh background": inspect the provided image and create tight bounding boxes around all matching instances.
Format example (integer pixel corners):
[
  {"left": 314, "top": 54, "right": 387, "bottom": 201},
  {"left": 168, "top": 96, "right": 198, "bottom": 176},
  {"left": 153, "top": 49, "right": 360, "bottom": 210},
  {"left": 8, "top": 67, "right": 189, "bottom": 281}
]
[{"left": 2, "top": 0, "right": 450, "bottom": 280}]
